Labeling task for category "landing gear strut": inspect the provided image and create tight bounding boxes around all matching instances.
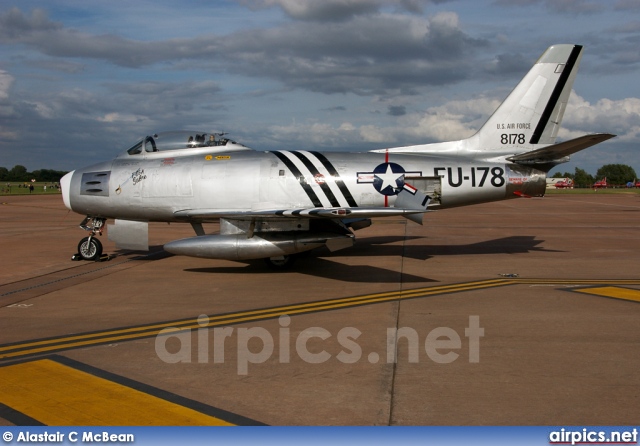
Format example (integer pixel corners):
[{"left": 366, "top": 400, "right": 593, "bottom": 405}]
[
  {"left": 73, "top": 217, "right": 106, "bottom": 261},
  {"left": 264, "top": 254, "right": 296, "bottom": 270}
]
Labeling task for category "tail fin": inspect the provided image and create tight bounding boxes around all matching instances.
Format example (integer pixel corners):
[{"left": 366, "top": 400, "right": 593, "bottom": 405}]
[
  {"left": 380, "top": 45, "right": 587, "bottom": 157},
  {"left": 476, "top": 44, "right": 583, "bottom": 149}
]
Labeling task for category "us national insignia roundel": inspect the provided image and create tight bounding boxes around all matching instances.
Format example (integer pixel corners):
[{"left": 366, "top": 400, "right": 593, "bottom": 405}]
[{"left": 358, "top": 162, "right": 421, "bottom": 196}]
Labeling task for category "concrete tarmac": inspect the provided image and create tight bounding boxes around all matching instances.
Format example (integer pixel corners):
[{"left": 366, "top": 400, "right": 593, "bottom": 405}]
[{"left": 0, "top": 193, "right": 639, "bottom": 425}]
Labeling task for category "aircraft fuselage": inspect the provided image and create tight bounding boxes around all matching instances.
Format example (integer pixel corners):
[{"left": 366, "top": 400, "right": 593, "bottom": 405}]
[
  {"left": 64, "top": 149, "right": 546, "bottom": 222},
  {"left": 60, "top": 45, "right": 614, "bottom": 264}
]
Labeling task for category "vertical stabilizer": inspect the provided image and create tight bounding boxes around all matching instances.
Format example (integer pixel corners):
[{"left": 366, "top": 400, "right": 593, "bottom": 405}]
[
  {"left": 476, "top": 44, "right": 583, "bottom": 150},
  {"left": 378, "top": 44, "right": 587, "bottom": 157}
]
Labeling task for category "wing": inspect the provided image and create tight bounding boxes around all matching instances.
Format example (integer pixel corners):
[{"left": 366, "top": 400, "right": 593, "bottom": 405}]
[
  {"left": 166, "top": 187, "right": 433, "bottom": 260},
  {"left": 175, "top": 183, "right": 433, "bottom": 226},
  {"left": 173, "top": 206, "right": 426, "bottom": 221}
]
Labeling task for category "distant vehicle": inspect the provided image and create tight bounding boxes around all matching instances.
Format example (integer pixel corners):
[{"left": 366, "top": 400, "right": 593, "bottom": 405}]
[
  {"left": 593, "top": 177, "right": 608, "bottom": 189},
  {"left": 554, "top": 179, "right": 573, "bottom": 189}
]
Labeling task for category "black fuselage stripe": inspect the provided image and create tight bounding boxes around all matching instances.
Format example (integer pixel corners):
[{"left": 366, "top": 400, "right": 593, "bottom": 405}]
[
  {"left": 271, "top": 151, "right": 323, "bottom": 207},
  {"left": 530, "top": 44, "right": 583, "bottom": 144},
  {"left": 290, "top": 152, "right": 341, "bottom": 207},
  {"left": 310, "top": 151, "right": 359, "bottom": 207}
]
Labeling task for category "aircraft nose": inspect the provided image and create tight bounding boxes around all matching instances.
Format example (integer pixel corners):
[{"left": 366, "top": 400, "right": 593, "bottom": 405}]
[{"left": 60, "top": 170, "right": 74, "bottom": 210}]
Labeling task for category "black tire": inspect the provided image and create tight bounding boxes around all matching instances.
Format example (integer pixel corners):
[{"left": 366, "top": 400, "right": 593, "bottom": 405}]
[
  {"left": 264, "top": 255, "right": 295, "bottom": 270},
  {"left": 78, "top": 236, "right": 103, "bottom": 261}
]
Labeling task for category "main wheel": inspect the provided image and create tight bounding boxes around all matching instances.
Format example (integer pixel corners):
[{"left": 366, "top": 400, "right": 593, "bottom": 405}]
[
  {"left": 78, "top": 236, "right": 103, "bottom": 261},
  {"left": 264, "top": 255, "right": 295, "bottom": 270}
]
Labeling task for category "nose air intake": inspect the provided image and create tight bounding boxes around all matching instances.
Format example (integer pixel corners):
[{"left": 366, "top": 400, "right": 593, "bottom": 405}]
[{"left": 61, "top": 170, "right": 74, "bottom": 211}]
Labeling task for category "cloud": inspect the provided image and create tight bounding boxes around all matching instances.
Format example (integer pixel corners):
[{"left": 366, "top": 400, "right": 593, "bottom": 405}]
[
  {"left": 546, "top": 0, "right": 604, "bottom": 13},
  {"left": 492, "top": 0, "right": 604, "bottom": 14},
  {"left": 24, "top": 59, "right": 86, "bottom": 74},
  {"left": 239, "top": 0, "right": 450, "bottom": 21},
  {"left": 396, "top": 95, "right": 501, "bottom": 142},
  {"left": 256, "top": 92, "right": 502, "bottom": 151},
  {"left": 561, "top": 92, "right": 640, "bottom": 143},
  {"left": 0, "top": 70, "right": 17, "bottom": 141},
  {"left": 388, "top": 105, "right": 407, "bottom": 116},
  {"left": 243, "top": 0, "right": 380, "bottom": 21},
  {"left": 97, "top": 112, "right": 149, "bottom": 123},
  {"left": 0, "top": 70, "right": 13, "bottom": 101},
  {"left": 0, "top": 7, "right": 60, "bottom": 39},
  {"left": 0, "top": 73, "right": 226, "bottom": 169},
  {"left": 609, "top": 21, "right": 640, "bottom": 33},
  {"left": 268, "top": 121, "right": 360, "bottom": 147},
  {"left": 615, "top": 0, "right": 640, "bottom": 10},
  {"left": 218, "top": 12, "right": 487, "bottom": 94},
  {"left": 0, "top": 8, "right": 486, "bottom": 96},
  {"left": 0, "top": 8, "right": 214, "bottom": 68},
  {"left": 547, "top": 89, "right": 640, "bottom": 173},
  {"left": 483, "top": 52, "right": 532, "bottom": 78}
]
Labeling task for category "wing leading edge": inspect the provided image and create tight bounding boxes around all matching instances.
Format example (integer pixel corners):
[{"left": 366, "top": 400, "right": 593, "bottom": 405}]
[{"left": 173, "top": 206, "right": 427, "bottom": 221}]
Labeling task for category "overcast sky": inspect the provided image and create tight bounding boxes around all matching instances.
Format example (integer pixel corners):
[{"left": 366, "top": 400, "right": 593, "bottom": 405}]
[{"left": 1, "top": 0, "right": 638, "bottom": 176}]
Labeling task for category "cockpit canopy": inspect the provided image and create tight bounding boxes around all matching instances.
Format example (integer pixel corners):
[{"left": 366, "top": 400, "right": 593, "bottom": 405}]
[{"left": 126, "top": 131, "right": 248, "bottom": 155}]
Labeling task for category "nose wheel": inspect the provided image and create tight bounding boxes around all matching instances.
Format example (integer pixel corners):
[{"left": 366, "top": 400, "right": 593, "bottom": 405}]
[
  {"left": 73, "top": 217, "right": 107, "bottom": 261},
  {"left": 77, "top": 236, "right": 103, "bottom": 261}
]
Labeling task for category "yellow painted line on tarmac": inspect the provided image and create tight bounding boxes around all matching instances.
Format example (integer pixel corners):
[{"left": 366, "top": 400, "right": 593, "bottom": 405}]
[
  {"left": 0, "top": 359, "right": 234, "bottom": 425},
  {"left": 2, "top": 278, "right": 640, "bottom": 361},
  {"left": 518, "top": 279, "right": 640, "bottom": 285},
  {"left": 0, "top": 279, "right": 511, "bottom": 360},
  {"left": 573, "top": 286, "right": 640, "bottom": 303}
]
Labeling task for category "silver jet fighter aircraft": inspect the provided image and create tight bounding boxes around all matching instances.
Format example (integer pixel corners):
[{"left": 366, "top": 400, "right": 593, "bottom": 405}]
[{"left": 61, "top": 44, "right": 614, "bottom": 267}]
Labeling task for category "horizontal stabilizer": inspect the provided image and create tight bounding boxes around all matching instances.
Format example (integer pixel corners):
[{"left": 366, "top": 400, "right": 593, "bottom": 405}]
[
  {"left": 507, "top": 133, "right": 615, "bottom": 164},
  {"left": 394, "top": 187, "right": 431, "bottom": 225}
]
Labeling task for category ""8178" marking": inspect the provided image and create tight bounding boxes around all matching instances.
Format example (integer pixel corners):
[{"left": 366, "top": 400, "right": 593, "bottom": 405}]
[{"left": 501, "top": 133, "right": 525, "bottom": 144}]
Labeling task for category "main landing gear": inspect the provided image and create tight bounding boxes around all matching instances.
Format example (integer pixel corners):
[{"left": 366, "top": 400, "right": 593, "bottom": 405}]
[
  {"left": 72, "top": 217, "right": 107, "bottom": 261},
  {"left": 264, "top": 254, "right": 296, "bottom": 270}
]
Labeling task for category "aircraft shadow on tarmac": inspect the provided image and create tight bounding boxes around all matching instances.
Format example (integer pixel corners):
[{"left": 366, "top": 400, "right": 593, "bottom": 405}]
[
  {"left": 181, "top": 235, "right": 560, "bottom": 283},
  {"left": 184, "top": 256, "right": 433, "bottom": 283},
  {"left": 360, "top": 235, "right": 562, "bottom": 260}
]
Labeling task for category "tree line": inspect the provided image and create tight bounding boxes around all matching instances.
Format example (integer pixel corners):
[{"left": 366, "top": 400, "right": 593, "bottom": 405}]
[
  {"left": 553, "top": 164, "right": 637, "bottom": 187},
  {"left": 0, "top": 165, "right": 68, "bottom": 183}
]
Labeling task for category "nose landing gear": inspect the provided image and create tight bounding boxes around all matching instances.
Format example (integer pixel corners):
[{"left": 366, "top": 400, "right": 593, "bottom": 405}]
[
  {"left": 77, "top": 236, "right": 103, "bottom": 261},
  {"left": 72, "top": 217, "right": 107, "bottom": 261}
]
